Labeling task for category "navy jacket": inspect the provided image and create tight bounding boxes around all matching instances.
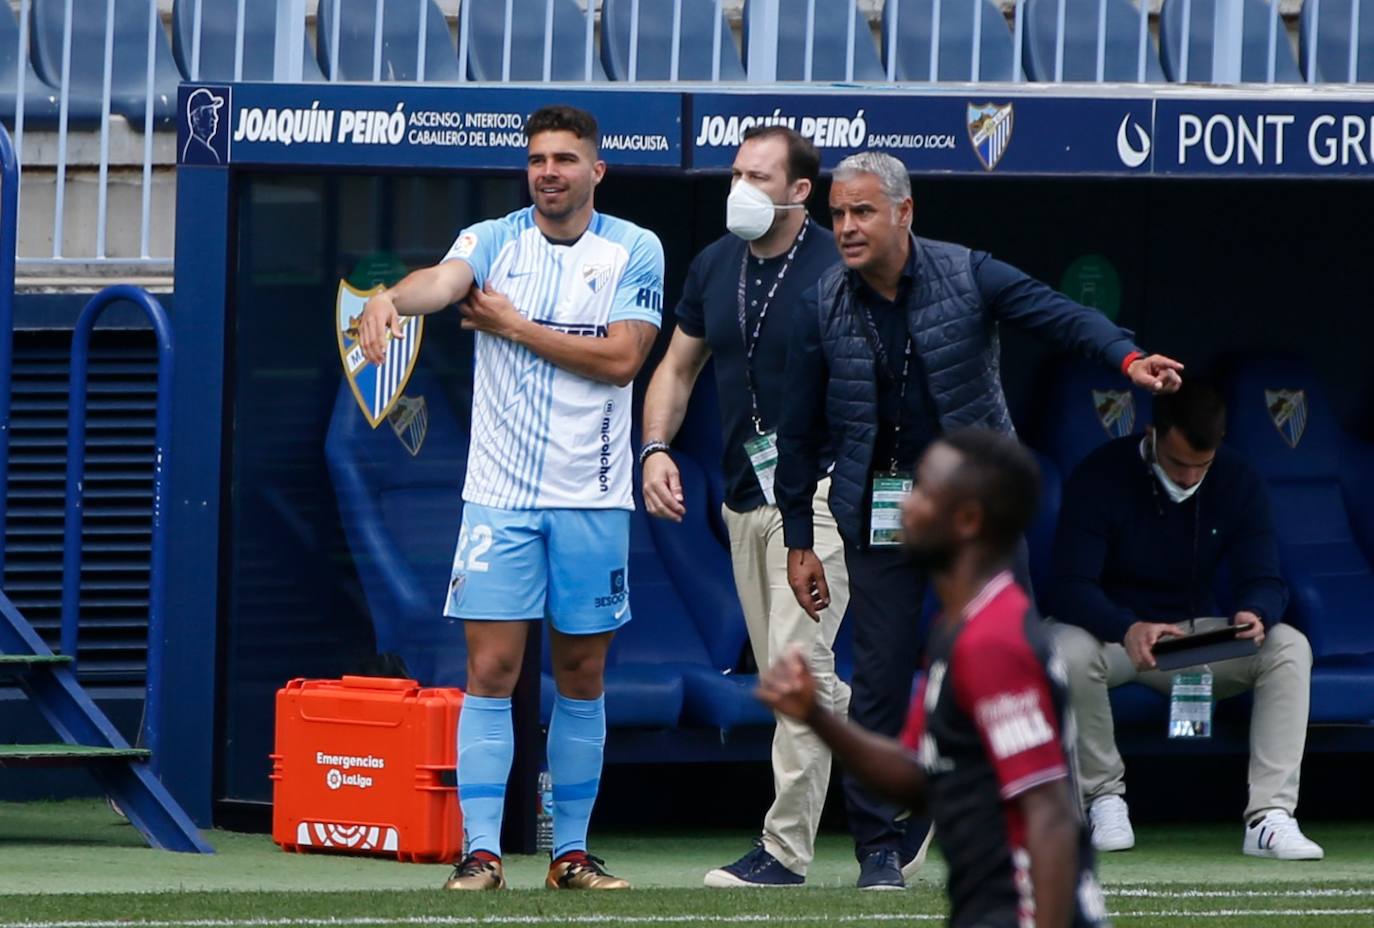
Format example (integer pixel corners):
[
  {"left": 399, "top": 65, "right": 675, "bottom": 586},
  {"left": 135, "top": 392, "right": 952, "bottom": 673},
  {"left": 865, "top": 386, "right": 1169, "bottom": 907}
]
[
  {"left": 1052, "top": 436, "right": 1289, "bottom": 643},
  {"left": 776, "top": 236, "right": 1139, "bottom": 548}
]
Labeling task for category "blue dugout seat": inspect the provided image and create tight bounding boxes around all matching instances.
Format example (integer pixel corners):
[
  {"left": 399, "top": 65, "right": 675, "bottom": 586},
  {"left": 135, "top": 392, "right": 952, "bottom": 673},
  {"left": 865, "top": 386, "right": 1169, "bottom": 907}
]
[
  {"left": 1159, "top": 0, "right": 1301, "bottom": 83},
  {"left": 1022, "top": 0, "right": 1166, "bottom": 82},
  {"left": 667, "top": 361, "right": 729, "bottom": 546},
  {"left": 463, "top": 0, "right": 605, "bottom": 82},
  {"left": 173, "top": 0, "right": 325, "bottom": 82},
  {"left": 324, "top": 367, "right": 470, "bottom": 688},
  {"left": 0, "top": 5, "right": 60, "bottom": 126},
  {"left": 1034, "top": 358, "right": 1153, "bottom": 483},
  {"left": 30, "top": 0, "right": 180, "bottom": 125},
  {"left": 1300, "top": 0, "right": 1374, "bottom": 83},
  {"left": 743, "top": 0, "right": 886, "bottom": 81},
  {"left": 1223, "top": 359, "right": 1374, "bottom": 724},
  {"left": 317, "top": 0, "right": 461, "bottom": 81},
  {"left": 600, "top": 0, "right": 745, "bottom": 81},
  {"left": 881, "top": 0, "right": 1020, "bottom": 82}
]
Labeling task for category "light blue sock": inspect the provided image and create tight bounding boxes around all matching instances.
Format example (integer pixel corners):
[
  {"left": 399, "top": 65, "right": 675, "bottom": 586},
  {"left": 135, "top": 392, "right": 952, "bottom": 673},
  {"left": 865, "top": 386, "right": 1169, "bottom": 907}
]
[
  {"left": 457, "top": 694, "right": 513, "bottom": 857},
  {"left": 547, "top": 691, "right": 606, "bottom": 859}
]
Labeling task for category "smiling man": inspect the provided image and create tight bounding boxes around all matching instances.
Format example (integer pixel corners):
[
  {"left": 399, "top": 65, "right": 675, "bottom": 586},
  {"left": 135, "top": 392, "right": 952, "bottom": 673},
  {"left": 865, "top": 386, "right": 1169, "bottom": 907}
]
[
  {"left": 774, "top": 150, "right": 1183, "bottom": 891},
  {"left": 355, "top": 104, "right": 664, "bottom": 891}
]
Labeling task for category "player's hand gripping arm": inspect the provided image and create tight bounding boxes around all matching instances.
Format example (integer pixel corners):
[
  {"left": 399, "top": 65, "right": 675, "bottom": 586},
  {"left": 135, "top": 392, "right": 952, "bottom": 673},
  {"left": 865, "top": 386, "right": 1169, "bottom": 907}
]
[
  {"left": 358, "top": 261, "right": 476, "bottom": 365},
  {"left": 1018, "top": 779, "right": 1081, "bottom": 928},
  {"left": 758, "top": 647, "right": 927, "bottom": 811},
  {"left": 641, "top": 329, "right": 712, "bottom": 521},
  {"left": 461, "top": 284, "right": 658, "bottom": 387}
]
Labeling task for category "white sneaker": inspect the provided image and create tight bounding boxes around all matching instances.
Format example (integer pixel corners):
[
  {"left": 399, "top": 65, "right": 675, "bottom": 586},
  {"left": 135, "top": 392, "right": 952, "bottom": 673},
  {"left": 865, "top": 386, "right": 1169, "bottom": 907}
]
[
  {"left": 1243, "top": 809, "right": 1324, "bottom": 861},
  {"left": 1088, "top": 795, "right": 1135, "bottom": 852}
]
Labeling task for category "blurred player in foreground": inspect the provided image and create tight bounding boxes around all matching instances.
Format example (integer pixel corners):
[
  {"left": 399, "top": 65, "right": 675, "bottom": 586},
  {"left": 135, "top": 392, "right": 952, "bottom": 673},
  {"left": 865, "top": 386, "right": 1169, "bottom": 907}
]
[{"left": 759, "top": 428, "right": 1109, "bottom": 928}]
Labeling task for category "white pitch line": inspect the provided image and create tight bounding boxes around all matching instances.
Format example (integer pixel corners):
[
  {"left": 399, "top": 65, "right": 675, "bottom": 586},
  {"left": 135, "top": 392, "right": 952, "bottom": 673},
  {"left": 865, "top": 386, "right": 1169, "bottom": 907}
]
[
  {"left": 5, "top": 911, "right": 1374, "bottom": 928},
  {"left": 1110, "top": 888, "right": 1374, "bottom": 899}
]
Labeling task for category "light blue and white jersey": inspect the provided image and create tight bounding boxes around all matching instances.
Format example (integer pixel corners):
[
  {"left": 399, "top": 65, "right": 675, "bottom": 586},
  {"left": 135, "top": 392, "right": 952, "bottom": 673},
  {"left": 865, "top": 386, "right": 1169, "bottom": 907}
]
[{"left": 444, "top": 206, "right": 664, "bottom": 511}]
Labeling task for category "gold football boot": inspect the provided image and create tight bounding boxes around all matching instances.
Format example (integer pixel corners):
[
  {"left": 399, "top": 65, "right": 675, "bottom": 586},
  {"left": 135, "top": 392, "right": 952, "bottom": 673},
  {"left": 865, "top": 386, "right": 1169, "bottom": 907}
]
[
  {"left": 443, "top": 852, "right": 506, "bottom": 890},
  {"left": 545, "top": 852, "right": 631, "bottom": 890}
]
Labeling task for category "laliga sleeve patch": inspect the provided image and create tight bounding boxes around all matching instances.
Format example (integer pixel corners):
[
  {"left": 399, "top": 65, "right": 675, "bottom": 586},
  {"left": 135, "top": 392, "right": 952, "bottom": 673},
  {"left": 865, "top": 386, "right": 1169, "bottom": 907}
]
[{"left": 452, "top": 232, "right": 478, "bottom": 259}]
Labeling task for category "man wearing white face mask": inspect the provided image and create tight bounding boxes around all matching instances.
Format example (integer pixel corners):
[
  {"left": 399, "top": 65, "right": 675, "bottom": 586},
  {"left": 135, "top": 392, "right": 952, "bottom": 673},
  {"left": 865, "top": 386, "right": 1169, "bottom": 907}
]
[
  {"left": 641, "top": 126, "right": 848, "bottom": 887},
  {"left": 1052, "top": 378, "right": 1321, "bottom": 861}
]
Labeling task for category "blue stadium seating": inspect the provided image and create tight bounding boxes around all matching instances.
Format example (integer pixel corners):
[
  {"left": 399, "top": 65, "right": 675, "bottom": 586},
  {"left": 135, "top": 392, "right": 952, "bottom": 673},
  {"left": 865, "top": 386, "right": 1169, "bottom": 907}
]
[
  {"left": 463, "top": 0, "right": 606, "bottom": 82},
  {"left": 881, "top": 0, "right": 1020, "bottom": 82},
  {"left": 172, "top": 0, "right": 325, "bottom": 82},
  {"left": 1300, "top": 0, "right": 1374, "bottom": 83},
  {"left": 0, "top": 5, "right": 60, "bottom": 126},
  {"left": 1159, "top": 0, "right": 1301, "bottom": 83},
  {"left": 1026, "top": 450, "right": 1063, "bottom": 605},
  {"left": 743, "top": 0, "right": 886, "bottom": 81},
  {"left": 323, "top": 368, "right": 471, "bottom": 689},
  {"left": 1022, "top": 0, "right": 1166, "bottom": 82},
  {"left": 665, "top": 361, "right": 729, "bottom": 546},
  {"left": 600, "top": 0, "right": 745, "bottom": 81},
  {"left": 1034, "top": 358, "right": 1153, "bottom": 484},
  {"left": 30, "top": 0, "right": 181, "bottom": 125},
  {"left": 317, "top": 0, "right": 461, "bottom": 82},
  {"left": 1223, "top": 359, "right": 1374, "bottom": 724}
]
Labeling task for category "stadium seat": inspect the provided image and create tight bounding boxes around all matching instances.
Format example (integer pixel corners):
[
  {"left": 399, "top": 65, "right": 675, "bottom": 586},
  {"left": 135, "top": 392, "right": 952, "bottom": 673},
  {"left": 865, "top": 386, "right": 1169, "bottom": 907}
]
[
  {"left": 1223, "top": 359, "right": 1374, "bottom": 724},
  {"left": 1022, "top": 0, "right": 1166, "bottom": 82},
  {"left": 1158, "top": 0, "right": 1302, "bottom": 83},
  {"left": 1026, "top": 450, "right": 1063, "bottom": 606},
  {"left": 317, "top": 0, "right": 460, "bottom": 82},
  {"left": 0, "top": 6, "right": 60, "bottom": 127},
  {"left": 1033, "top": 358, "right": 1152, "bottom": 485},
  {"left": 1300, "top": 0, "right": 1374, "bottom": 83},
  {"left": 666, "top": 361, "right": 729, "bottom": 547},
  {"left": 743, "top": 0, "right": 886, "bottom": 82},
  {"left": 30, "top": 0, "right": 181, "bottom": 126},
  {"left": 324, "top": 367, "right": 471, "bottom": 688},
  {"left": 600, "top": 0, "right": 745, "bottom": 81},
  {"left": 172, "top": 0, "right": 325, "bottom": 82},
  {"left": 881, "top": 0, "right": 1020, "bottom": 82},
  {"left": 462, "top": 0, "right": 606, "bottom": 82}
]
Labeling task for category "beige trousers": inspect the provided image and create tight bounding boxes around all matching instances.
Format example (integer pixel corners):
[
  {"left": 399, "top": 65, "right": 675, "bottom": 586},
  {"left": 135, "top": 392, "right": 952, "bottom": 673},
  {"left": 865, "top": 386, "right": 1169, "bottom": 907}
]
[
  {"left": 1051, "top": 617, "right": 1313, "bottom": 820},
  {"left": 721, "top": 477, "right": 852, "bottom": 875}
]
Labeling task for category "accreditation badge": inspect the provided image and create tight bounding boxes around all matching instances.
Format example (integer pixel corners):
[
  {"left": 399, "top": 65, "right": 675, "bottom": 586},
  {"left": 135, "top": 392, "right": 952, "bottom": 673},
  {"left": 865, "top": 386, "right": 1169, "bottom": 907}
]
[
  {"left": 744, "top": 430, "right": 779, "bottom": 506},
  {"left": 869, "top": 473, "right": 913, "bottom": 547}
]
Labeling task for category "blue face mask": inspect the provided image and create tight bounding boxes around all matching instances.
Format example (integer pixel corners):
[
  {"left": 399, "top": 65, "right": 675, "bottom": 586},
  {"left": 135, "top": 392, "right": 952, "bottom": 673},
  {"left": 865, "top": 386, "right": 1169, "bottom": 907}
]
[{"left": 1147, "top": 431, "right": 1205, "bottom": 504}]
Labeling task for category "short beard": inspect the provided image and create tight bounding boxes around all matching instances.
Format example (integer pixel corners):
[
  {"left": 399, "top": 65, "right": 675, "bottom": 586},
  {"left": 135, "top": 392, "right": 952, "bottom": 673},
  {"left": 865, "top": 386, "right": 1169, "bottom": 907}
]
[{"left": 904, "top": 540, "right": 955, "bottom": 573}]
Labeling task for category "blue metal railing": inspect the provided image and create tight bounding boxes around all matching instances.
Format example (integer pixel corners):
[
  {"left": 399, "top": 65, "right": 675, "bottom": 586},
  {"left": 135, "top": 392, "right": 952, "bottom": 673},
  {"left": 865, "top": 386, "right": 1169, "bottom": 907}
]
[
  {"left": 0, "top": 125, "right": 17, "bottom": 580},
  {"left": 59, "top": 285, "right": 174, "bottom": 771}
]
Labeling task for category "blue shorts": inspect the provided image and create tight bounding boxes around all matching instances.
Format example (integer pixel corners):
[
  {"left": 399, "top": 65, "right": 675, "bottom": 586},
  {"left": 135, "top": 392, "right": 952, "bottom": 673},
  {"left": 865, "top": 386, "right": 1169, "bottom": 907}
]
[{"left": 443, "top": 502, "right": 632, "bottom": 635}]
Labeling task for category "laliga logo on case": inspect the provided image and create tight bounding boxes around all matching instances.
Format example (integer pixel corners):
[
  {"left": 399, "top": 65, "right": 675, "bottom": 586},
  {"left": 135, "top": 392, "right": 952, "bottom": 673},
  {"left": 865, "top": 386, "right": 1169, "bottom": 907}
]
[{"left": 326, "top": 769, "right": 343, "bottom": 790}]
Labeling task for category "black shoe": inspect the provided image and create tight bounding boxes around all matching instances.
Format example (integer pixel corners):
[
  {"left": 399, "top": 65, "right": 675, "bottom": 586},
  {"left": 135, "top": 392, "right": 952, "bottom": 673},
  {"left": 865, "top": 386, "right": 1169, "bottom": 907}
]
[
  {"left": 704, "top": 841, "right": 805, "bottom": 887},
  {"left": 857, "top": 849, "right": 905, "bottom": 891}
]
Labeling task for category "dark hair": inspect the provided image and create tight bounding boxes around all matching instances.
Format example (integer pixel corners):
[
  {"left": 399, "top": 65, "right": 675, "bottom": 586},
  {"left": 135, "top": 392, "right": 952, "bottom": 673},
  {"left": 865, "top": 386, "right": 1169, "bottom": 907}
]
[
  {"left": 741, "top": 125, "right": 821, "bottom": 187},
  {"left": 526, "top": 105, "right": 599, "bottom": 151},
  {"left": 1153, "top": 378, "right": 1226, "bottom": 451},
  {"left": 939, "top": 428, "right": 1041, "bottom": 554}
]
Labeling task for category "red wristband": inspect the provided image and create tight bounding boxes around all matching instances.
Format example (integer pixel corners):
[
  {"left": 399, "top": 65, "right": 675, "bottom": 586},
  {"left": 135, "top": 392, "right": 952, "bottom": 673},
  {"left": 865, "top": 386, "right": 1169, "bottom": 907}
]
[{"left": 1120, "top": 351, "right": 1142, "bottom": 375}]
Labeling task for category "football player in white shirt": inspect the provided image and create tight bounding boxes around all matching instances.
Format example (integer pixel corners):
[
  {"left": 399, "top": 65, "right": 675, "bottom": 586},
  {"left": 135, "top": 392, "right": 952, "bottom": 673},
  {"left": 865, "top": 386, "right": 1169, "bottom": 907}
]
[{"left": 356, "top": 105, "right": 663, "bottom": 892}]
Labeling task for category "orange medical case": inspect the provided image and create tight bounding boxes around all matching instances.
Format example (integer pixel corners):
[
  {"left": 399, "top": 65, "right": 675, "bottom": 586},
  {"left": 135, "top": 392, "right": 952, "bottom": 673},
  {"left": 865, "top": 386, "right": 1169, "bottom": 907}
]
[{"left": 271, "top": 676, "right": 464, "bottom": 863}]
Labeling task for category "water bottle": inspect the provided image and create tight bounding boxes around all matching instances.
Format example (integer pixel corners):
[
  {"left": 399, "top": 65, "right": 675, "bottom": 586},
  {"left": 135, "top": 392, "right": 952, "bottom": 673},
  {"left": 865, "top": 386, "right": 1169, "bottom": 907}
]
[{"left": 536, "top": 769, "right": 554, "bottom": 853}]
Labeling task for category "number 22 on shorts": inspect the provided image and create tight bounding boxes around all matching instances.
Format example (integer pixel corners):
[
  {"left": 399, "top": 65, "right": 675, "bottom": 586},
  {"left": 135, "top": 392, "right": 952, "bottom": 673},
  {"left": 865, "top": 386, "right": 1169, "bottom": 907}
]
[{"left": 455, "top": 524, "right": 493, "bottom": 572}]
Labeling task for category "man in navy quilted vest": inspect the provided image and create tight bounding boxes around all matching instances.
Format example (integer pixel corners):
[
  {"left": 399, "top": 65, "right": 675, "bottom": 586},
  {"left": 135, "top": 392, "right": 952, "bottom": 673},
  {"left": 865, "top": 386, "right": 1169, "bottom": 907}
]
[
  {"left": 774, "top": 150, "right": 1183, "bottom": 890},
  {"left": 1052, "top": 379, "right": 1322, "bottom": 861}
]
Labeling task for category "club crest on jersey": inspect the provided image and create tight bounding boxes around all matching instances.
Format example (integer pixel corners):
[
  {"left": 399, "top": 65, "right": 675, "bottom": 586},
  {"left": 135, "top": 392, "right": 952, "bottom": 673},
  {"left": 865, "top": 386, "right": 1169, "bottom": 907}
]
[
  {"left": 967, "top": 102, "right": 1014, "bottom": 172},
  {"left": 1265, "top": 389, "right": 1308, "bottom": 449},
  {"left": 387, "top": 394, "right": 429, "bottom": 456},
  {"left": 336, "top": 279, "right": 424, "bottom": 428},
  {"left": 1092, "top": 389, "right": 1136, "bottom": 438},
  {"left": 581, "top": 262, "right": 612, "bottom": 293}
]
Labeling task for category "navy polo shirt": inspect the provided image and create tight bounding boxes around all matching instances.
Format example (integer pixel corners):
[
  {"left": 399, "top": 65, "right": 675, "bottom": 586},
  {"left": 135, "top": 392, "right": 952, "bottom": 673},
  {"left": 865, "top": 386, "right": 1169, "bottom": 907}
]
[{"left": 675, "top": 221, "right": 839, "bottom": 512}]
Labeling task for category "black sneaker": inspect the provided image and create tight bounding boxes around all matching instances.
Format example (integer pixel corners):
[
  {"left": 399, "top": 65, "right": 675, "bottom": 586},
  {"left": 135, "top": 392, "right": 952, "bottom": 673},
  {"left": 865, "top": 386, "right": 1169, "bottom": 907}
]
[
  {"left": 704, "top": 842, "right": 804, "bottom": 888},
  {"left": 857, "top": 849, "right": 905, "bottom": 891}
]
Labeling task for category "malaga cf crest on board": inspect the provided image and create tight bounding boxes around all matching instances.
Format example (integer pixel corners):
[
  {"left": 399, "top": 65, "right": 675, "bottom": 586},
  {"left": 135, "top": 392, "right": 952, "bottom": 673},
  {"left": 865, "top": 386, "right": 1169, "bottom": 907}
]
[
  {"left": 336, "top": 280, "right": 424, "bottom": 428},
  {"left": 967, "top": 102, "right": 1014, "bottom": 171},
  {"left": 1265, "top": 389, "right": 1308, "bottom": 449},
  {"left": 1092, "top": 390, "right": 1136, "bottom": 438}
]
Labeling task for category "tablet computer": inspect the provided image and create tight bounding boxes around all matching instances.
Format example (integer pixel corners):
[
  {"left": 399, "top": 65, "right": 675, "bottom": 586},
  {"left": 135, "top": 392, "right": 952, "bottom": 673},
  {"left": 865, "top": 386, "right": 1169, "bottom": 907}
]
[{"left": 1152, "top": 624, "right": 1260, "bottom": 671}]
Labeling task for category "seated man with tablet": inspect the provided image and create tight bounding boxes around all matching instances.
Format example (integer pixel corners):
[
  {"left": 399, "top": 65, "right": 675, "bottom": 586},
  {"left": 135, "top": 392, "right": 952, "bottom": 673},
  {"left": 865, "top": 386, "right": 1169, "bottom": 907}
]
[{"left": 1050, "top": 379, "right": 1322, "bottom": 861}]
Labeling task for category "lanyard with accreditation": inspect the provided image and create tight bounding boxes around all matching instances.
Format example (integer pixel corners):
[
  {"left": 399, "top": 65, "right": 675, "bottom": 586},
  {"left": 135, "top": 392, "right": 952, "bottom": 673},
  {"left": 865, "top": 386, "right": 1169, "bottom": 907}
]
[
  {"left": 856, "top": 296, "right": 914, "bottom": 547},
  {"left": 737, "top": 219, "right": 810, "bottom": 506}
]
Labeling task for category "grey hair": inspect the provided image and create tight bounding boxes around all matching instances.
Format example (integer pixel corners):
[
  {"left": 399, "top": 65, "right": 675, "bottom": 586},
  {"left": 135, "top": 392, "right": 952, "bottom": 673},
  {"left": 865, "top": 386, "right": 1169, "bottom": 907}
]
[{"left": 832, "top": 152, "right": 912, "bottom": 206}]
